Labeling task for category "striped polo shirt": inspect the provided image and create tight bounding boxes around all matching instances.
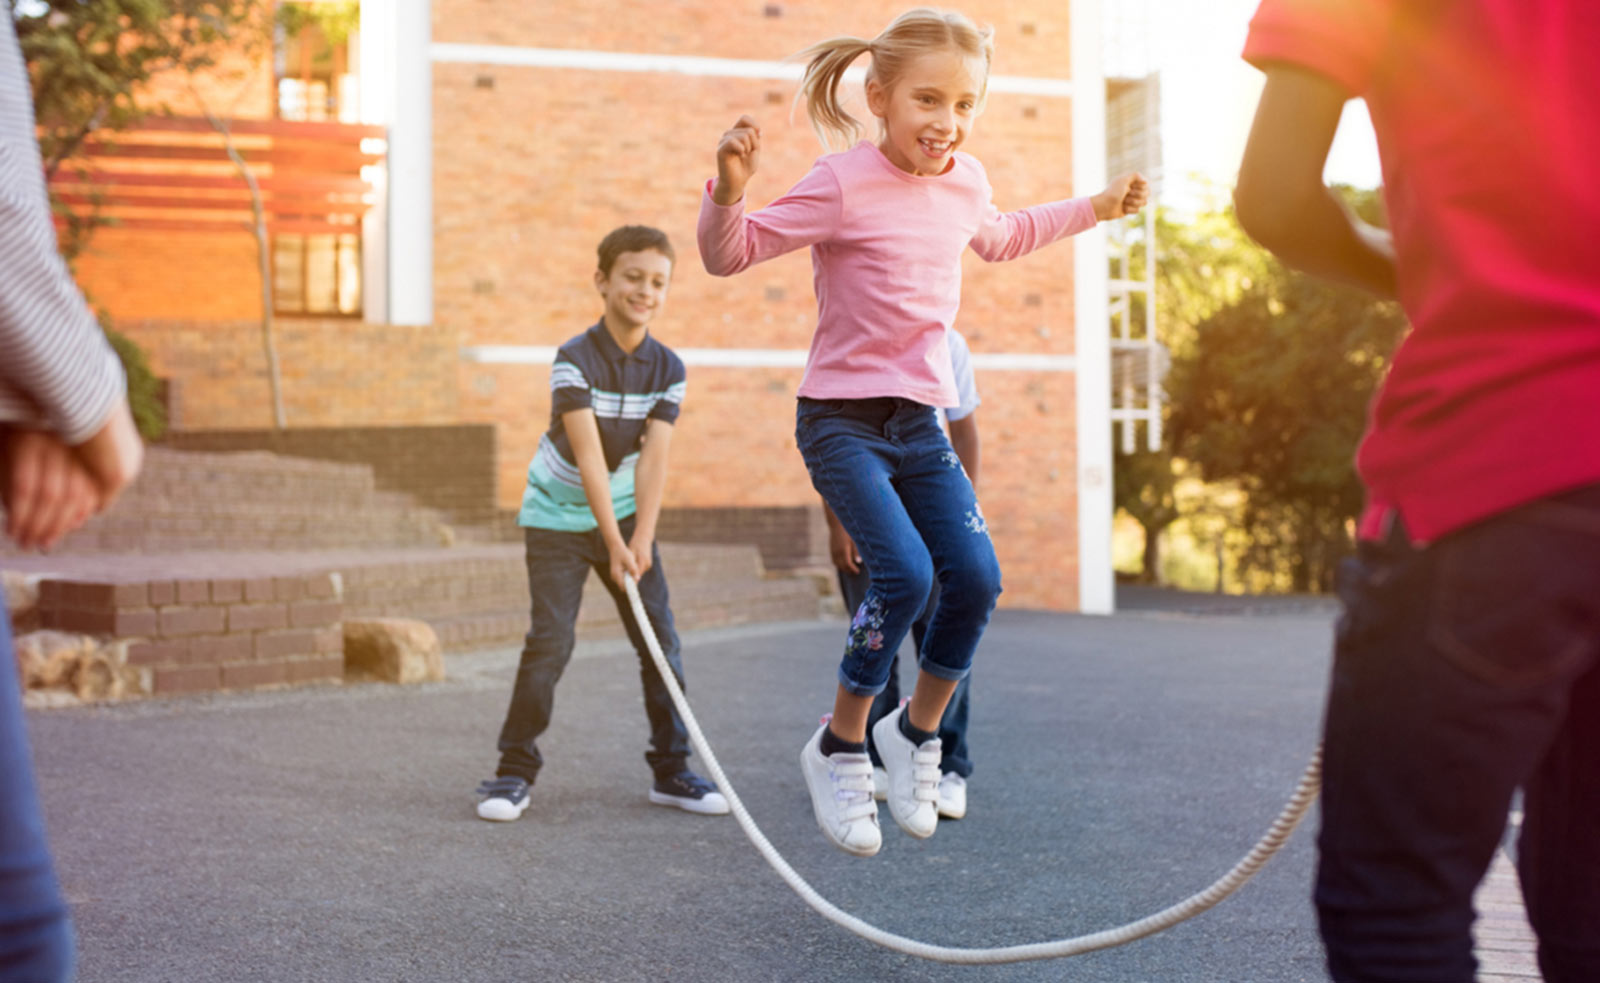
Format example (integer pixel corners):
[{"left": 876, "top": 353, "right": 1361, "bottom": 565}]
[
  {"left": 1, "top": 19, "right": 125, "bottom": 442},
  {"left": 518, "top": 320, "right": 686, "bottom": 532}
]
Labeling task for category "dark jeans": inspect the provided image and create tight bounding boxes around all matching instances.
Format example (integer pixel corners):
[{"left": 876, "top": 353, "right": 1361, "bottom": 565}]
[
  {"left": 836, "top": 564, "right": 973, "bottom": 776},
  {"left": 0, "top": 585, "right": 75, "bottom": 982},
  {"left": 494, "top": 516, "right": 691, "bottom": 783},
  {"left": 1317, "top": 484, "right": 1600, "bottom": 982},
  {"left": 795, "top": 397, "right": 1001, "bottom": 697}
]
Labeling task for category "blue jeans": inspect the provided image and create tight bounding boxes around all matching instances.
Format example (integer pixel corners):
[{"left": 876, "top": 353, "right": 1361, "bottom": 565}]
[
  {"left": 0, "top": 585, "right": 75, "bottom": 982},
  {"left": 836, "top": 564, "right": 973, "bottom": 776},
  {"left": 795, "top": 396, "right": 1001, "bottom": 697},
  {"left": 1317, "top": 484, "right": 1600, "bottom": 983},
  {"left": 494, "top": 516, "right": 692, "bottom": 782}
]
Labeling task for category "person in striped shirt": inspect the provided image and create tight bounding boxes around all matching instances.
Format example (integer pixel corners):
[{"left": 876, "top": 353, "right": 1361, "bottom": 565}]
[
  {"left": 2, "top": 15, "right": 144, "bottom": 983},
  {"left": 475, "top": 226, "right": 729, "bottom": 823}
]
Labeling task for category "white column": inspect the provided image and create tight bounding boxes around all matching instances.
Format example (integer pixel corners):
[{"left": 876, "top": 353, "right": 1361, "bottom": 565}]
[
  {"left": 386, "top": 0, "right": 432, "bottom": 326},
  {"left": 1072, "top": 0, "right": 1114, "bottom": 614},
  {"left": 357, "top": 3, "right": 392, "bottom": 324}
]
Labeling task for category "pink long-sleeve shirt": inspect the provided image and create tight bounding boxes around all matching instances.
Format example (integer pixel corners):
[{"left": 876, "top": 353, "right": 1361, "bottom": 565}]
[{"left": 698, "top": 141, "right": 1096, "bottom": 407}]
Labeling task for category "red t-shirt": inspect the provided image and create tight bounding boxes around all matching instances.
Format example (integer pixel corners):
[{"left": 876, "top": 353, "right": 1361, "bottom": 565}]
[{"left": 1244, "top": 0, "right": 1600, "bottom": 542}]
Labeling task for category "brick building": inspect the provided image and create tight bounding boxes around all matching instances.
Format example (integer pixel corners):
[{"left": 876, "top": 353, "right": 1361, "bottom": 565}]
[{"left": 68, "top": 0, "right": 1122, "bottom": 613}]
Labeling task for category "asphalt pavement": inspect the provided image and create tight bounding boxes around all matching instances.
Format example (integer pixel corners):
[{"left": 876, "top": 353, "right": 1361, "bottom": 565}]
[{"left": 29, "top": 600, "right": 1338, "bottom": 983}]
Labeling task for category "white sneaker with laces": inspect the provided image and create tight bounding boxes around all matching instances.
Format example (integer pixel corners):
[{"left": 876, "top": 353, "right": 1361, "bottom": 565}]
[
  {"left": 800, "top": 720, "right": 881, "bottom": 857},
  {"left": 937, "top": 771, "right": 967, "bottom": 820},
  {"left": 871, "top": 706, "right": 940, "bottom": 838},
  {"left": 872, "top": 766, "right": 888, "bottom": 802}
]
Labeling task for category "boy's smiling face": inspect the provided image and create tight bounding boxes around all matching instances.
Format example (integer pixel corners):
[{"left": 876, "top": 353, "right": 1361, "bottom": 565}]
[{"left": 595, "top": 248, "right": 673, "bottom": 334}]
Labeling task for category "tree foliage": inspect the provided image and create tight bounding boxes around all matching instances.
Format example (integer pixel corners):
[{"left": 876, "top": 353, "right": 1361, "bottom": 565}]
[
  {"left": 12, "top": 0, "right": 264, "bottom": 173},
  {"left": 1163, "top": 188, "right": 1407, "bottom": 592},
  {"left": 1172, "top": 263, "right": 1407, "bottom": 591},
  {"left": 11, "top": 0, "right": 265, "bottom": 261},
  {"left": 1111, "top": 202, "right": 1268, "bottom": 582}
]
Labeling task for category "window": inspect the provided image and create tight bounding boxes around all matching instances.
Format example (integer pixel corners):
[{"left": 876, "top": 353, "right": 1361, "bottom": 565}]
[
  {"left": 275, "top": 1, "right": 359, "bottom": 123},
  {"left": 273, "top": 233, "right": 362, "bottom": 316}
]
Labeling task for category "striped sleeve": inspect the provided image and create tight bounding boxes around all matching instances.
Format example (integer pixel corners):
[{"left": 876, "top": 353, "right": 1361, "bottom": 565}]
[
  {"left": 549, "top": 357, "right": 592, "bottom": 416},
  {"left": 0, "top": 21, "right": 125, "bottom": 444},
  {"left": 647, "top": 354, "right": 685, "bottom": 424}
]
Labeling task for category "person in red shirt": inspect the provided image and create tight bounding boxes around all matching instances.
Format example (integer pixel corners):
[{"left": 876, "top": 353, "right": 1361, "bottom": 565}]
[{"left": 1236, "top": 2, "right": 1600, "bottom": 981}]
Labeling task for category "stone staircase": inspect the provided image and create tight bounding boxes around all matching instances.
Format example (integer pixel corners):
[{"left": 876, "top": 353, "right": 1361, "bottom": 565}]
[
  {"left": 1, "top": 447, "right": 828, "bottom": 698},
  {"left": 34, "top": 448, "right": 456, "bottom": 552}
]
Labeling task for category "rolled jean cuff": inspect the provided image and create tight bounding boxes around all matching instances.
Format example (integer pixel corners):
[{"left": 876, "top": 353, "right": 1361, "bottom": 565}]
[
  {"left": 836, "top": 666, "right": 890, "bottom": 698},
  {"left": 916, "top": 656, "right": 971, "bottom": 684}
]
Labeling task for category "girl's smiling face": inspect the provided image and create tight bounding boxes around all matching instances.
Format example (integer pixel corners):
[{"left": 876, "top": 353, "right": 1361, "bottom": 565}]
[{"left": 867, "top": 47, "right": 986, "bottom": 177}]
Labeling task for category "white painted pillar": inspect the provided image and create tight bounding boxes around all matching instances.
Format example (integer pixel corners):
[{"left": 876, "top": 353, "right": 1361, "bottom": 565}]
[
  {"left": 386, "top": 0, "right": 432, "bottom": 326},
  {"left": 1071, "top": 0, "right": 1114, "bottom": 614},
  {"left": 356, "top": 4, "right": 390, "bottom": 325}
]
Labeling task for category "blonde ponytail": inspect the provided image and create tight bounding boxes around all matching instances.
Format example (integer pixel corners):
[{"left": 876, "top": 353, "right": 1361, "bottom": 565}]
[
  {"left": 792, "top": 8, "right": 996, "bottom": 152},
  {"left": 792, "top": 36, "right": 874, "bottom": 152}
]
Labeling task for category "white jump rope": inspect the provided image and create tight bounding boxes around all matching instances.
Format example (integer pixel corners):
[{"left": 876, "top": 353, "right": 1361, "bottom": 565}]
[{"left": 622, "top": 574, "right": 1324, "bottom": 965}]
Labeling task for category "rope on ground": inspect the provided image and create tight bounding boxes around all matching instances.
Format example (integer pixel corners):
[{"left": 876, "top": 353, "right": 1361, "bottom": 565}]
[{"left": 623, "top": 574, "right": 1323, "bottom": 965}]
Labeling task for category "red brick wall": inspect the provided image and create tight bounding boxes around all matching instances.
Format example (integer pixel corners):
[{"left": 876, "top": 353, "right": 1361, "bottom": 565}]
[
  {"left": 37, "top": 573, "right": 344, "bottom": 696},
  {"left": 114, "top": 318, "right": 461, "bottom": 430},
  {"left": 74, "top": 229, "right": 263, "bottom": 321}
]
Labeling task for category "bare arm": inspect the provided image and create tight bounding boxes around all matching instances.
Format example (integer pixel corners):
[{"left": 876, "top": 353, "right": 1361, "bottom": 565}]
[
  {"left": 2, "top": 428, "right": 97, "bottom": 550},
  {"left": 1235, "top": 65, "right": 1397, "bottom": 298},
  {"left": 562, "top": 407, "right": 639, "bottom": 587},
  {"left": 948, "top": 412, "right": 981, "bottom": 491},
  {"left": 629, "top": 418, "right": 675, "bottom": 577}
]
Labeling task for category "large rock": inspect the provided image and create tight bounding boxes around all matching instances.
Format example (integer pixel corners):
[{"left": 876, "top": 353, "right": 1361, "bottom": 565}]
[
  {"left": 12, "top": 632, "right": 150, "bottom": 703},
  {"left": 74, "top": 640, "right": 150, "bottom": 702},
  {"left": 344, "top": 618, "right": 444, "bottom": 684},
  {"left": 14, "top": 630, "right": 95, "bottom": 690}
]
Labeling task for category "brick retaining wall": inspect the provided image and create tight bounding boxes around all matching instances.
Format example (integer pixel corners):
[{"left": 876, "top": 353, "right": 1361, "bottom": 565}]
[{"left": 36, "top": 573, "right": 344, "bottom": 695}]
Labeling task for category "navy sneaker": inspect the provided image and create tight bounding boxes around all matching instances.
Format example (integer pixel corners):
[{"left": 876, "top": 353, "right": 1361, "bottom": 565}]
[
  {"left": 649, "top": 770, "right": 730, "bottom": 815},
  {"left": 476, "top": 776, "right": 531, "bottom": 822}
]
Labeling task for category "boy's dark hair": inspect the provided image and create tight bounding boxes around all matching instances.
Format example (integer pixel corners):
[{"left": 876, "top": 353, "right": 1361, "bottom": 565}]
[{"left": 596, "top": 225, "right": 675, "bottom": 276}]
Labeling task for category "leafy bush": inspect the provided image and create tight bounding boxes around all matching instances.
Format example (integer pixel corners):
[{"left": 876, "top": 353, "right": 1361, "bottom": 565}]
[{"left": 101, "top": 317, "right": 168, "bottom": 442}]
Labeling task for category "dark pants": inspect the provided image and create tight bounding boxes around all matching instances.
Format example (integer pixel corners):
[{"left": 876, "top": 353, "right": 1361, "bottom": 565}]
[
  {"left": 1317, "top": 483, "right": 1600, "bottom": 982},
  {"left": 494, "top": 516, "right": 692, "bottom": 783},
  {"left": 836, "top": 564, "right": 973, "bottom": 776},
  {"left": 0, "top": 585, "right": 75, "bottom": 982}
]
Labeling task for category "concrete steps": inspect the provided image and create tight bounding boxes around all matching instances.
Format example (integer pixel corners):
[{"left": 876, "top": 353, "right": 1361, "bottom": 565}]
[
  {"left": 7, "top": 448, "right": 455, "bottom": 553},
  {"left": 2, "top": 447, "right": 829, "bottom": 697}
]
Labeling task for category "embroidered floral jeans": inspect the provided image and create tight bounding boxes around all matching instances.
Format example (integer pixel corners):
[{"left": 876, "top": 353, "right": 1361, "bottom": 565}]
[{"left": 795, "top": 396, "right": 1001, "bottom": 697}]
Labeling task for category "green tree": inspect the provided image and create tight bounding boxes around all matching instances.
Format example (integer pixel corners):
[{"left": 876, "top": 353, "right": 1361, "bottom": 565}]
[
  {"left": 1112, "top": 202, "right": 1269, "bottom": 582},
  {"left": 10, "top": 0, "right": 265, "bottom": 260},
  {"left": 1172, "top": 189, "right": 1407, "bottom": 591}
]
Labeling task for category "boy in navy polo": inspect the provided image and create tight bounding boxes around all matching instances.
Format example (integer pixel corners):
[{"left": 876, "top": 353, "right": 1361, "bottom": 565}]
[{"left": 477, "top": 226, "right": 728, "bottom": 822}]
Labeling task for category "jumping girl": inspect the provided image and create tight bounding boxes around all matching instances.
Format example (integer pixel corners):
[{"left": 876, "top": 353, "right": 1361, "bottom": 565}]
[{"left": 698, "top": 6, "right": 1148, "bottom": 857}]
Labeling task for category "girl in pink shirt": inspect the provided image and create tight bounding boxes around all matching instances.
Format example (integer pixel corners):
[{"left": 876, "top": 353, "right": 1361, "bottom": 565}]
[{"left": 698, "top": 6, "right": 1147, "bottom": 857}]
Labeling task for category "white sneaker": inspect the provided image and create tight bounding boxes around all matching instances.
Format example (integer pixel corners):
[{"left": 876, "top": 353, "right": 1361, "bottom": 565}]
[
  {"left": 937, "top": 772, "right": 967, "bottom": 820},
  {"left": 800, "top": 721, "right": 881, "bottom": 857},
  {"left": 475, "top": 776, "right": 531, "bottom": 822},
  {"left": 871, "top": 706, "right": 940, "bottom": 839},
  {"left": 872, "top": 766, "right": 888, "bottom": 802}
]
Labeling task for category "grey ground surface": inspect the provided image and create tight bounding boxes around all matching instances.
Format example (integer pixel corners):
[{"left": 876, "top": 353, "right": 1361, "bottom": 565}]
[{"left": 30, "top": 593, "right": 1338, "bottom": 982}]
